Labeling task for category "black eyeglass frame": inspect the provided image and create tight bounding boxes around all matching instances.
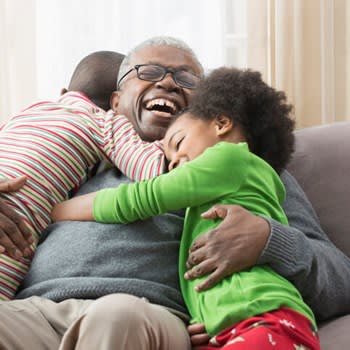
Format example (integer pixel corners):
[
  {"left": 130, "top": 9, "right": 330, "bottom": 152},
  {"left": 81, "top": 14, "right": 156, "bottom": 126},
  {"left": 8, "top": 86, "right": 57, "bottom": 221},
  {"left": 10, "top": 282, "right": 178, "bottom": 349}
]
[{"left": 116, "top": 64, "right": 200, "bottom": 90}]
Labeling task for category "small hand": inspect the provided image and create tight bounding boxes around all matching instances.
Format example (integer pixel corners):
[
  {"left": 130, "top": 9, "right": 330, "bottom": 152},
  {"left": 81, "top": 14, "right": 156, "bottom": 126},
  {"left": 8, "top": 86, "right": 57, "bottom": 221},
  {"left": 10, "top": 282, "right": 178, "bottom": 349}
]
[
  {"left": 0, "top": 176, "right": 27, "bottom": 192},
  {"left": 0, "top": 176, "right": 33, "bottom": 259},
  {"left": 187, "top": 323, "right": 210, "bottom": 349},
  {"left": 185, "top": 204, "right": 270, "bottom": 291}
]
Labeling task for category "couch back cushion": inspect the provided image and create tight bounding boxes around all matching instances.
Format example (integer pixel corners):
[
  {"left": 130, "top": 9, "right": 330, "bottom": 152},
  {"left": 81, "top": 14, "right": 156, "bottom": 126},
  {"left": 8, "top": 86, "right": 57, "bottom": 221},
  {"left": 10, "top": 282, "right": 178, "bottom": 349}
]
[{"left": 287, "top": 122, "right": 350, "bottom": 258}]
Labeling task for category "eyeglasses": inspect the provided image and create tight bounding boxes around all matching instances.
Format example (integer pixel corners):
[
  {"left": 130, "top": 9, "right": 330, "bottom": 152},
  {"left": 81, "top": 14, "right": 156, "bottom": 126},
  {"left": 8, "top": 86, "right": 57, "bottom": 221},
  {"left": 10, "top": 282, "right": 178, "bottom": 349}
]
[{"left": 117, "top": 64, "right": 200, "bottom": 90}]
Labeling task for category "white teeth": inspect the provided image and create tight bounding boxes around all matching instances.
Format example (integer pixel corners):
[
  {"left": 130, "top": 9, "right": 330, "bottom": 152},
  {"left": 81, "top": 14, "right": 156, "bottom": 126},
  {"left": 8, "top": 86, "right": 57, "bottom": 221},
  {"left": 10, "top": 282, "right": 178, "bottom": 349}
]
[{"left": 146, "top": 98, "right": 176, "bottom": 113}]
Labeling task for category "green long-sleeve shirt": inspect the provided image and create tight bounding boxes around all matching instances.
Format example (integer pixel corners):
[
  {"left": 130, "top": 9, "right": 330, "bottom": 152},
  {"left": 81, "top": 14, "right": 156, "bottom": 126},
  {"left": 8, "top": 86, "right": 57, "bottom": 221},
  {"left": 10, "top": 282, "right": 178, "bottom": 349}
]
[{"left": 94, "top": 142, "right": 315, "bottom": 335}]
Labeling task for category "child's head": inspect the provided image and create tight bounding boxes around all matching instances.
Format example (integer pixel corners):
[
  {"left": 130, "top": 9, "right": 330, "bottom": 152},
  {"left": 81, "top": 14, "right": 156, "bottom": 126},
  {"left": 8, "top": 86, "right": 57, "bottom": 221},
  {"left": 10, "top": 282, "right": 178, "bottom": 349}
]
[
  {"left": 164, "top": 67, "right": 295, "bottom": 173},
  {"left": 164, "top": 109, "right": 241, "bottom": 170},
  {"left": 65, "top": 51, "right": 125, "bottom": 111}
]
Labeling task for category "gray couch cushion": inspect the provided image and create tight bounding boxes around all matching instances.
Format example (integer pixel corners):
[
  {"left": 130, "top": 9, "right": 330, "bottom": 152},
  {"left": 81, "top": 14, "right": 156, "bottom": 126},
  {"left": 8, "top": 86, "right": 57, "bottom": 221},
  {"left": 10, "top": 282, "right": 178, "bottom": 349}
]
[
  {"left": 319, "top": 315, "right": 350, "bottom": 350},
  {"left": 287, "top": 121, "right": 350, "bottom": 258},
  {"left": 287, "top": 122, "right": 350, "bottom": 350}
]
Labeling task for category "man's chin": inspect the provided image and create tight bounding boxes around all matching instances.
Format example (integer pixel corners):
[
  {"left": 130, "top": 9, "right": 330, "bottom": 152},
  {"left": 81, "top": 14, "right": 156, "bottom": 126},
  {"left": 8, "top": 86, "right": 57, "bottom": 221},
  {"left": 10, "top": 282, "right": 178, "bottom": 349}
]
[
  {"left": 140, "top": 111, "right": 173, "bottom": 141},
  {"left": 141, "top": 124, "right": 168, "bottom": 142}
]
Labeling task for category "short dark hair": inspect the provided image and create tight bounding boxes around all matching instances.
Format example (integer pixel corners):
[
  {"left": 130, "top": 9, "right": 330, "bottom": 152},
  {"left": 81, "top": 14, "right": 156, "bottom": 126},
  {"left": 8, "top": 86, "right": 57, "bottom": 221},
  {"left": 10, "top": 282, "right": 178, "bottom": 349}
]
[
  {"left": 68, "top": 51, "right": 125, "bottom": 111},
  {"left": 187, "top": 67, "right": 295, "bottom": 173}
]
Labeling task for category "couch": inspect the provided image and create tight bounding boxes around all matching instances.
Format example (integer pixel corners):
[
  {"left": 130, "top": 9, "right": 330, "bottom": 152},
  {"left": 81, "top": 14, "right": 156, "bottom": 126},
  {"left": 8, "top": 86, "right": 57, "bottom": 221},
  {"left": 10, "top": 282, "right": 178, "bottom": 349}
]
[{"left": 286, "top": 121, "right": 350, "bottom": 350}]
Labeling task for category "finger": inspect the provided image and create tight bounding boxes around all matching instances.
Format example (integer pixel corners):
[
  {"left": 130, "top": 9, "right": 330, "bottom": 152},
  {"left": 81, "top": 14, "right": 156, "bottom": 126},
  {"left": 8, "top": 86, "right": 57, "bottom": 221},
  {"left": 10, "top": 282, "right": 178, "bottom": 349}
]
[
  {"left": 187, "top": 323, "right": 206, "bottom": 335},
  {"left": 186, "top": 246, "right": 207, "bottom": 269},
  {"left": 0, "top": 229, "right": 23, "bottom": 259},
  {"left": 200, "top": 204, "right": 229, "bottom": 219},
  {"left": 0, "top": 181, "right": 11, "bottom": 192},
  {"left": 9, "top": 213, "right": 33, "bottom": 245},
  {"left": 188, "top": 234, "right": 207, "bottom": 253},
  {"left": 0, "top": 201, "right": 33, "bottom": 245},
  {"left": 194, "top": 267, "right": 227, "bottom": 292},
  {"left": 191, "top": 333, "right": 211, "bottom": 347},
  {"left": 187, "top": 323, "right": 210, "bottom": 347},
  {"left": 0, "top": 212, "right": 32, "bottom": 255},
  {"left": 184, "top": 259, "right": 215, "bottom": 280},
  {"left": 0, "top": 176, "right": 27, "bottom": 192}
]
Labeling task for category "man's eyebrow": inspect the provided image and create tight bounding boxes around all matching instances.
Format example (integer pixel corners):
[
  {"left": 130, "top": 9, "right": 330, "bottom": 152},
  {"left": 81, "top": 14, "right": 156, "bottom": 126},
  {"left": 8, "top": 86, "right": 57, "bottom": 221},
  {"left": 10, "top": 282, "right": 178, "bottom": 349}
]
[{"left": 146, "top": 62, "right": 196, "bottom": 73}]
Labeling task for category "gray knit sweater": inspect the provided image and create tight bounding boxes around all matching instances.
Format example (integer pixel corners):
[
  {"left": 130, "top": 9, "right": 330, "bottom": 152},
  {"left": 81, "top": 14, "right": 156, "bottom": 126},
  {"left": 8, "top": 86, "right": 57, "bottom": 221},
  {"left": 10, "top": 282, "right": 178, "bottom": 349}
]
[{"left": 17, "top": 169, "right": 350, "bottom": 322}]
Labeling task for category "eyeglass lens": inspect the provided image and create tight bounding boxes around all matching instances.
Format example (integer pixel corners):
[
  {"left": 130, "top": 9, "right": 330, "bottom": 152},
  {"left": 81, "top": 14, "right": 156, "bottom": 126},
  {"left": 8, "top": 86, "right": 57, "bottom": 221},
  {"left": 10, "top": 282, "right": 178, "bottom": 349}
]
[{"left": 137, "top": 65, "right": 198, "bottom": 89}]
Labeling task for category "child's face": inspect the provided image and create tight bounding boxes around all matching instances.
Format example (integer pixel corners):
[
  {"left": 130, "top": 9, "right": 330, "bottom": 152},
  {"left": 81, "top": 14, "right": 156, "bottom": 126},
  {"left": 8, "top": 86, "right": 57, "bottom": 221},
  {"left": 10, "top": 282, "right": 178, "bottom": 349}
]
[{"left": 164, "top": 113, "right": 220, "bottom": 171}]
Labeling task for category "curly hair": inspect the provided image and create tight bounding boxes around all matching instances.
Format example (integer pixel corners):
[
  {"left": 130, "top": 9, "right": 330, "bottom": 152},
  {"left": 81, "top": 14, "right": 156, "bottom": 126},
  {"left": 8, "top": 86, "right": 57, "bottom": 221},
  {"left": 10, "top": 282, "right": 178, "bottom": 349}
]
[{"left": 188, "top": 67, "right": 295, "bottom": 173}]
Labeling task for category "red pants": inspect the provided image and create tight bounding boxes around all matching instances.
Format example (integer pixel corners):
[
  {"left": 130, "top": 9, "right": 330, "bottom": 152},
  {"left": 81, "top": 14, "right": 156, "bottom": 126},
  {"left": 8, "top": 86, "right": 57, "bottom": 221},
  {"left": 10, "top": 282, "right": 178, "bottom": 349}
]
[{"left": 198, "top": 308, "right": 320, "bottom": 350}]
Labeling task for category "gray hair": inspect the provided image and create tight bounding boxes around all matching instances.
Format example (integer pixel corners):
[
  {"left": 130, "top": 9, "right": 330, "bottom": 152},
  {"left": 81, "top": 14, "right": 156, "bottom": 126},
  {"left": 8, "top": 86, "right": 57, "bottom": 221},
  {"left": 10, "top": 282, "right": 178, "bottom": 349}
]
[{"left": 117, "top": 36, "right": 204, "bottom": 85}]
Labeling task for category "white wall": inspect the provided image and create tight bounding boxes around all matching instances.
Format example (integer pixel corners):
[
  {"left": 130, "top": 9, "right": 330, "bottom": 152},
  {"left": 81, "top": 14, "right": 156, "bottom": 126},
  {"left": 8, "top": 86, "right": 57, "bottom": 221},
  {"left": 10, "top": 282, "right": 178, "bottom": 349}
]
[
  {"left": 1, "top": 0, "right": 247, "bottom": 121},
  {"left": 0, "top": 0, "right": 37, "bottom": 119},
  {"left": 35, "top": 0, "right": 225, "bottom": 100}
]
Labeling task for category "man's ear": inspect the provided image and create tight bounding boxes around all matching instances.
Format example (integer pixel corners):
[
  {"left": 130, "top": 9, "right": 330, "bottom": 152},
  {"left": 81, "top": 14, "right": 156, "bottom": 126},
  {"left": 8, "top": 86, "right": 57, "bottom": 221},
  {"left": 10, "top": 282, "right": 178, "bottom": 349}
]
[
  {"left": 215, "top": 115, "right": 233, "bottom": 136},
  {"left": 110, "top": 91, "right": 120, "bottom": 112},
  {"left": 60, "top": 88, "right": 68, "bottom": 96}
]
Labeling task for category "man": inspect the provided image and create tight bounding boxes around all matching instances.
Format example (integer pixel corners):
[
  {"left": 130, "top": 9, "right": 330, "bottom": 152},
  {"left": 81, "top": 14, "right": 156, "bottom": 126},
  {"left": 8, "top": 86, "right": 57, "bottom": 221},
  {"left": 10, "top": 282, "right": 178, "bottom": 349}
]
[{"left": 0, "top": 36, "right": 349, "bottom": 350}]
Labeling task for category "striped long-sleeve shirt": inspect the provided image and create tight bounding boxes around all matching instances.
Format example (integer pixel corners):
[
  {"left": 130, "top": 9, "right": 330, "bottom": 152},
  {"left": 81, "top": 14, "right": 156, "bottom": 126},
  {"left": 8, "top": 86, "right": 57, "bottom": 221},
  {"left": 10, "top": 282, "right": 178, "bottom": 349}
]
[{"left": 0, "top": 91, "right": 165, "bottom": 239}]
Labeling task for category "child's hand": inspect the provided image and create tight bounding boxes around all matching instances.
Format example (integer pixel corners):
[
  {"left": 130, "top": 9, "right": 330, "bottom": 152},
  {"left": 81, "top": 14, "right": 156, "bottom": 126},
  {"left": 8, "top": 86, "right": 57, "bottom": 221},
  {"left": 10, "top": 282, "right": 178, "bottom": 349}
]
[
  {"left": 51, "top": 192, "right": 97, "bottom": 222},
  {"left": 187, "top": 323, "right": 210, "bottom": 348},
  {"left": 0, "top": 175, "right": 27, "bottom": 192}
]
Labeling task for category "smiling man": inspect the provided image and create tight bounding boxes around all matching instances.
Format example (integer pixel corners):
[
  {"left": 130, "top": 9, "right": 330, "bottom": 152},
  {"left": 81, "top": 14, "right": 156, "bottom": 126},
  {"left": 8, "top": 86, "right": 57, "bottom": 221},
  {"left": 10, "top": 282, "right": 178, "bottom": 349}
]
[{"left": 112, "top": 41, "right": 203, "bottom": 142}]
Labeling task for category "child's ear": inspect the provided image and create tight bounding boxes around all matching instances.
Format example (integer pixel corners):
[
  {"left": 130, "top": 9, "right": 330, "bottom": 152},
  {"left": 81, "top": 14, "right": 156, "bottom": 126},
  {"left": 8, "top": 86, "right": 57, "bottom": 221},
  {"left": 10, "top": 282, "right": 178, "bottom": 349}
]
[
  {"left": 215, "top": 115, "right": 233, "bottom": 136},
  {"left": 110, "top": 91, "right": 120, "bottom": 112}
]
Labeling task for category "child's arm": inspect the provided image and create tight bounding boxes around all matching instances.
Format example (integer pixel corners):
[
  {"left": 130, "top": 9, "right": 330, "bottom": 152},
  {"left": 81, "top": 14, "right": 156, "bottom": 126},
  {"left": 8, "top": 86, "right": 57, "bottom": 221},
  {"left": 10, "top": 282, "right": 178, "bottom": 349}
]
[
  {"left": 61, "top": 93, "right": 166, "bottom": 182},
  {"left": 95, "top": 143, "right": 248, "bottom": 224},
  {"left": 51, "top": 192, "right": 96, "bottom": 222},
  {"left": 103, "top": 112, "right": 166, "bottom": 181},
  {"left": 52, "top": 143, "right": 243, "bottom": 223}
]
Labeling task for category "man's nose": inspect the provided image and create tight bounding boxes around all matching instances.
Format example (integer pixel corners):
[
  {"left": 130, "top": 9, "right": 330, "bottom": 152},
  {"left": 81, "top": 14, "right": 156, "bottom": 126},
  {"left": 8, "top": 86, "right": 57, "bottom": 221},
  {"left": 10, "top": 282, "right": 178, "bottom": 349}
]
[{"left": 155, "top": 73, "right": 179, "bottom": 91}]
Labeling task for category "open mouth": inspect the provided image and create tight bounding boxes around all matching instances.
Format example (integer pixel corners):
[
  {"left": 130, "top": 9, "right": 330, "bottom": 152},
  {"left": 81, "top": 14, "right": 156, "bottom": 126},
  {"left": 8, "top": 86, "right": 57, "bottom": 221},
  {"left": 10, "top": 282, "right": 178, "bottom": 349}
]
[{"left": 145, "top": 98, "right": 178, "bottom": 116}]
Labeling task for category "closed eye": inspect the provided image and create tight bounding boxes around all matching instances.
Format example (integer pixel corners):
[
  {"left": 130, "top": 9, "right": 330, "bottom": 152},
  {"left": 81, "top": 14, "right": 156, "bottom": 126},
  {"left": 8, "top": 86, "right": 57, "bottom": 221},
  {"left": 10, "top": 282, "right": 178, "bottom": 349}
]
[{"left": 176, "top": 137, "right": 184, "bottom": 150}]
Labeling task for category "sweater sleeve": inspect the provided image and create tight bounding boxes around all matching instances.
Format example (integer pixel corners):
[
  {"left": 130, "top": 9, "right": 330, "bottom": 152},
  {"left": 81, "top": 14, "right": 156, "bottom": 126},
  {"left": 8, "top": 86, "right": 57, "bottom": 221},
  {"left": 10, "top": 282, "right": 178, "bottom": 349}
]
[
  {"left": 57, "top": 92, "right": 165, "bottom": 181},
  {"left": 258, "top": 170, "right": 350, "bottom": 321},
  {"left": 72, "top": 103, "right": 166, "bottom": 182},
  {"left": 93, "top": 143, "right": 246, "bottom": 224},
  {"left": 101, "top": 112, "right": 166, "bottom": 181}
]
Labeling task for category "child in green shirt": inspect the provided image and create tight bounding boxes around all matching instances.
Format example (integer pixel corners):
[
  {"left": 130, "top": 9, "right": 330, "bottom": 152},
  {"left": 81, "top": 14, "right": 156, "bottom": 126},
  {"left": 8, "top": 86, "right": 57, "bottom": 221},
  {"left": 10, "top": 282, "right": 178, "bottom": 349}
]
[{"left": 52, "top": 67, "right": 320, "bottom": 350}]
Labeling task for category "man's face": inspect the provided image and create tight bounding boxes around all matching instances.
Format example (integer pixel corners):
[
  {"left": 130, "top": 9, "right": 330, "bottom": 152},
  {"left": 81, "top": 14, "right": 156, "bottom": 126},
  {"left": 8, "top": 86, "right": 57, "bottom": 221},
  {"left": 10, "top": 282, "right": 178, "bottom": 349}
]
[{"left": 113, "top": 45, "right": 202, "bottom": 142}]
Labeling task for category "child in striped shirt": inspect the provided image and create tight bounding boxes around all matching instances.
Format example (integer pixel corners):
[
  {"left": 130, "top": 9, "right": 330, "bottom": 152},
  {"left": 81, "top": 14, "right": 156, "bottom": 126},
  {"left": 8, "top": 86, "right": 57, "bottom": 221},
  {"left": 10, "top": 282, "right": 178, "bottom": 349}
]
[{"left": 0, "top": 51, "right": 165, "bottom": 299}]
